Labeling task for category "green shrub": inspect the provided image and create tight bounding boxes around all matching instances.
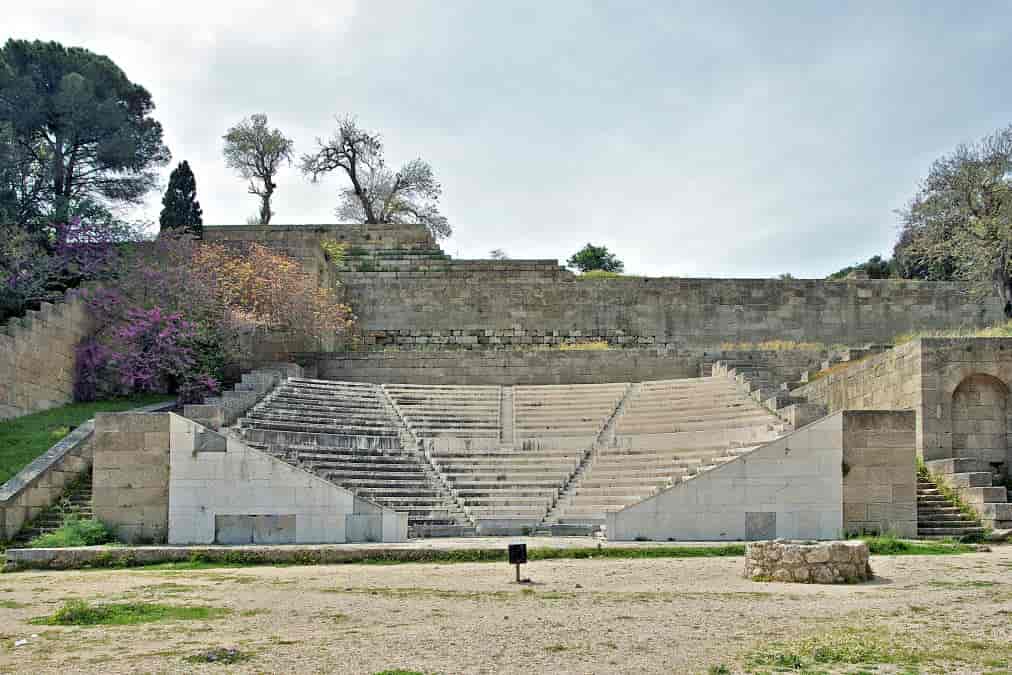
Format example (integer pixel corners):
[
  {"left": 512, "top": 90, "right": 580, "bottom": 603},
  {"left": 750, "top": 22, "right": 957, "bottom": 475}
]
[{"left": 30, "top": 516, "right": 113, "bottom": 548}]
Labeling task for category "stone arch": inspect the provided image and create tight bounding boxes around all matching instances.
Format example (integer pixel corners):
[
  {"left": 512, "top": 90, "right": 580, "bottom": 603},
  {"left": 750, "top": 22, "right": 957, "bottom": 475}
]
[{"left": 950, "top": 373, "right": 1010, "bottom": 478}]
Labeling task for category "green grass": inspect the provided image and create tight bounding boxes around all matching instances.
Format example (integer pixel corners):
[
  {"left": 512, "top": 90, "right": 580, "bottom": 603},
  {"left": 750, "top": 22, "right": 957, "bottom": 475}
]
[
  {"left": 29, "top": 516, "right": 114, "bottom": 548},
  {"left": 0, "top": 395, "right": 171, "bottom": 485},
  {"left": 30, "top": 599, "right": 230, "bottom": 626},
  {"left": 743, "top": 624, "right": 1012, "bottom": 672},
  {"left": 860, "top": 535, "right": 977, "bottom": 556}
]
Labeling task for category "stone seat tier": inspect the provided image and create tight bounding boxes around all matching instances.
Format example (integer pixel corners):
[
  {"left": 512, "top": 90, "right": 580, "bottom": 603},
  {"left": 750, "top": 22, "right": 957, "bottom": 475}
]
[
  {"left": 454, "top": 487, "right": 559, "bottom": 497},
  {"left": 239, "top": 429, "right": 401, "bottom": 450},
  {"left": 240, "top": 418, "right": 400, "bottom": 436},
  {"left": 264, "top": 398, "right": 389, "bottom": 414},
  {"left": 319, "top": 468, "right": 429, "bottom": 480},
  {"left": 246, "top": 411, "right": 397, "bottom": 429}
]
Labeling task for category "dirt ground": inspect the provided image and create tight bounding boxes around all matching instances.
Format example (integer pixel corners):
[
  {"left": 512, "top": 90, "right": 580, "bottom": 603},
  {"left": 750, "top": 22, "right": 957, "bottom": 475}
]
[{"left": 0, "top": 546, "right": 1010, "bottom": 674}]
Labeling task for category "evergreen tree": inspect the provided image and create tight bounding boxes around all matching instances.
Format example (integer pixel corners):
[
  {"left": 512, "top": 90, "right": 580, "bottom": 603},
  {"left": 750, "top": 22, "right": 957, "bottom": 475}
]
[{"left": 159, "top": 161, "right": 203, "bottom": 236}]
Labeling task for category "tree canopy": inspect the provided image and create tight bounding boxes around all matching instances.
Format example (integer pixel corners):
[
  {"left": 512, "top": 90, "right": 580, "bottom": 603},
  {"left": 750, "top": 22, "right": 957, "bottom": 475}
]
[
  {"left": 898, "top": 125, "right": 1012, "bottom": 315},
  {"left": 222, "top": 114, "right": 293, "bottom": 225},
  {"left": 567, "top": 243, "right": 624, "bottom": 273},
  {"left": 299, "top": 116, "right": 451, "bottom": 239},
  {"left": 159, "top": 160, "right": 203, "bottom": 236},
  {"left": 0, "top": 39, "right": 169, "bottom": 228},
  {"left": 827, "top": 254, "right": 896, "bottom": 280}
]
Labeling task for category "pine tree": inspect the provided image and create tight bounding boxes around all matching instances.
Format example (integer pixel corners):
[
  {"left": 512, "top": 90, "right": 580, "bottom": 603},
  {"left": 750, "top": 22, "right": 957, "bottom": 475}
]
[{"left": 159, "top": 161, "right": 203, "bottom": 236}]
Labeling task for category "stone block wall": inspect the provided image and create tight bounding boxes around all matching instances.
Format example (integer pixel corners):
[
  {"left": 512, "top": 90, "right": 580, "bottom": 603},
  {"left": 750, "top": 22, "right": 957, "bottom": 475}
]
[
  {"left": 0, "top": 290, "right": 94, "bottom": 420},
  {"left": 93, "top": 412, "right": 172, "bottom": 544},
  {"left": 842, "top": 410, "right": 917, "bottom": 537},
  {"left": 340, "top": 274, "right": 999, "bottom": 351},
  {"left": 312, "top": 348, "right": 701, "bottom": 385},
  {"left": 790, "top": 341, "right": 921, "bottom": 413}
]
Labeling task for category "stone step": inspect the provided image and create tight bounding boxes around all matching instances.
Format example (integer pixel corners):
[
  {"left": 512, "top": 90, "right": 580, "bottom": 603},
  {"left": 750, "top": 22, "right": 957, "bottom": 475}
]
[{"left": 917, "top": 527, "right": 986, "bottom": 537}]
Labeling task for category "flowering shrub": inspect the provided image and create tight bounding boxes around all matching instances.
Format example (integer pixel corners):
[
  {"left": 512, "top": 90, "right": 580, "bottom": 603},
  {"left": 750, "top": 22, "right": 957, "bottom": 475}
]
[{"left": 71, "top": 230, "right": 354, "bottom": 404}]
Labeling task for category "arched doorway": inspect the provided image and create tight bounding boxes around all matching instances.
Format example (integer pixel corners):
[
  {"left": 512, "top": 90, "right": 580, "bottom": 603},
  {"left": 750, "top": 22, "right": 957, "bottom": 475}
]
[{"left": 951, "top": 374, "right": 1009, "bottom": 479}]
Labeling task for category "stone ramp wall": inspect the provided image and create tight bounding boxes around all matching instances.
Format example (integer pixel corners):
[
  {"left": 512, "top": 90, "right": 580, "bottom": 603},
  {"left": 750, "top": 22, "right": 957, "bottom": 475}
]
[
  {"left": 0, "top": 289, "right": 94, "bottom": 420},
  {"left": 93, "top": 411, "right": 407, "bottom": 544},
  {"left": 607, "top": 410, "right": 917, "bottom": 541}
]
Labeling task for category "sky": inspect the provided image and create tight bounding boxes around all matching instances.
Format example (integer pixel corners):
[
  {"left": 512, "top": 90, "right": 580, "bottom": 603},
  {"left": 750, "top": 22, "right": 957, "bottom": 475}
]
[{"left": 7, "top": 1, "right": 1012, "bottom": 277}]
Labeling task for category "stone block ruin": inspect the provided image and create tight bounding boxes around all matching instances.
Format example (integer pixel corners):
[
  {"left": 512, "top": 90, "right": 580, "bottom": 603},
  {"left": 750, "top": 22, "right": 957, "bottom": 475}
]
[{"left": 4, "top": 222, "right": 1011, "bottom": 545}]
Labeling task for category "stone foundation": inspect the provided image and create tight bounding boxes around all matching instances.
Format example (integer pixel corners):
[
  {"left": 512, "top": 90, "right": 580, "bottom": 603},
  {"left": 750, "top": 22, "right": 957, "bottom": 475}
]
[{"left": 744, "top": 540, "right": 872, "bottom": 583}]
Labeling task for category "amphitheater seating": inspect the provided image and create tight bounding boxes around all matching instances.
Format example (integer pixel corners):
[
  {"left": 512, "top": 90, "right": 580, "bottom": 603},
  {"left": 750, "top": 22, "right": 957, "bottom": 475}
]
[
  {"left": 238, "top": 378, "right": 470, "bottom": 535},
  {"left": 514, "top": 383, "right": 627, "bottom": 443},
  {"left": 425, "top": 440, "right": 585, "bottom": 534},
  {"left": 236, "top": 375, "right": 788, "bottom": 536},
  {"left": 548, "top": 377, "right": 786, "bottom": 529},
  {"left": 384, "top": 384, "right": 500, "bottom": 438}
]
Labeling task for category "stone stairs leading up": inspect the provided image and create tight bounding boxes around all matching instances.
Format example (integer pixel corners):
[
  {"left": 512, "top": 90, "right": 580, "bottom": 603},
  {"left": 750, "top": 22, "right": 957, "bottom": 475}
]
[
  {"left": 12, "top": 469, "right": 94, "bottom": 545},
  {"left": 917, "top": 473, "right": 986, "bottom": 540}
]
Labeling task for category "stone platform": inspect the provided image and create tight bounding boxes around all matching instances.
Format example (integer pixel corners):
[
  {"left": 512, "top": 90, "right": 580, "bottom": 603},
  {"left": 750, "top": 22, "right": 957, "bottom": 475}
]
[{"left": 744, "top": 540, "right": 872, "bottom": 583}]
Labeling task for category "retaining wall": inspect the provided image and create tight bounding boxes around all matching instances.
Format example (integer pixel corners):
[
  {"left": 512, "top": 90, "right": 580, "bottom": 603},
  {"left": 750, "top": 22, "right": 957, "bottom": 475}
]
[{"left": 0, "top": 290, "right": 93, "bottom": 420}]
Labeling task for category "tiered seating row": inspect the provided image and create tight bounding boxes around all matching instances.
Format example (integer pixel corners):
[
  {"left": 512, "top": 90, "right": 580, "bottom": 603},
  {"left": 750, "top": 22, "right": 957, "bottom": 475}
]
[
  {"left": 514, "top": 383, "right": 626, "bottom": 439},
  {"left": 239, "top": 378, "right": 470, "bottom": 534},
  {"left": 552, "top": 377, "right": 786, "bottom": 528},
  {"left": 384, "top": 384, "right": 500, "bottom": 438}
]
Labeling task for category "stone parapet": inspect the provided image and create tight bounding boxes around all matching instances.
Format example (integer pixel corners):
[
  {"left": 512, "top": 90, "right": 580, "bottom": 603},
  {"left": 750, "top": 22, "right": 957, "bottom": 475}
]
[{"left": 744, "top": 540, "right": 872, "bottom": 583}]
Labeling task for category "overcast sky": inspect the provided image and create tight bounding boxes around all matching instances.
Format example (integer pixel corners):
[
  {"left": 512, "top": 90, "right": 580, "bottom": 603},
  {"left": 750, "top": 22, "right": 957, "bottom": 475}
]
[{"left": 8, "top": 2, "right": 1012, "bottom": 277}]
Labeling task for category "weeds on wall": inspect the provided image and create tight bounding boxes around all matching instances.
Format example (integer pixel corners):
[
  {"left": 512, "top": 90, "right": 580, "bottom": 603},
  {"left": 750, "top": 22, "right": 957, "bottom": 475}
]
[
  {"left": 29, "top": 516, "right": 114, "bottom": 548},
  {"left": 894, "top": 320, "right": 1012, "bottom": 345}
]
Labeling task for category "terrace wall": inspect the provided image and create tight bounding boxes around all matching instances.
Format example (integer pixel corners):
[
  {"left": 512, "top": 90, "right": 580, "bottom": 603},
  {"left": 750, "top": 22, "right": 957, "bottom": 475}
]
[{"left": 0, "top": 291, "right": 94, "bottom": 420}]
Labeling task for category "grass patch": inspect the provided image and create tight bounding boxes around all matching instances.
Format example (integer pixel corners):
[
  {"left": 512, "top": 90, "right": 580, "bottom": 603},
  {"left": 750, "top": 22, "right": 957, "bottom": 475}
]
[
  {"left": 30, "top": 599, "right": 230, "bottom": 626},
  {"left": 719, "top": 340, "right": 830, "bottom": 352},
  {"left": 575, "top": 270, "right": 624, "bottom": 280},
  {"left": 860, "top": 535, "right": 977, "bottom": 555},
  {"left": 895, "top": 321, "right": 1012, "bottom": 345},
  {"left": 926, "top": 580, "right": 999, "bottom": 589},
  {"left": 0, "top": 599, "right": 26, "bottom": 608},
  {"left": 744, "top": 624, "right": 1012, "bottom": 672},
  {"left": 29, "top": 516, "right": 113, "bottom": 548},
  {"left": 558, "top": 340, "right": 611, "bottom": 351},
  {"left": 373, "top": 671, "right": 425, "bottom": 675},
  {"left": 0, "top": 394, "right": 170, "bottom": 485}
]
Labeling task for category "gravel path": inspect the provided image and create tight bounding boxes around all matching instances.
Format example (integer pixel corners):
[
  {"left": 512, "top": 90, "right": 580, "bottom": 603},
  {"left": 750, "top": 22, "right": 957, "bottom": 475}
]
[{"left": 0, "top": 545, "right": 1009, "bottom": 674}]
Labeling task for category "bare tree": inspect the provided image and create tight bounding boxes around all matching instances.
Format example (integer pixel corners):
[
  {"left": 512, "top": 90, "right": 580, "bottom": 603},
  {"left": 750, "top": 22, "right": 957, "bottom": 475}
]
[
  {"left": 223, "top": 114, "right": 293, "bottom": 225},
  {"left": 299, "top": 116, "right": 451, "bottom": 239},
  {"left": 899, "top": 125, "right": 1012, "bottom": 316}
]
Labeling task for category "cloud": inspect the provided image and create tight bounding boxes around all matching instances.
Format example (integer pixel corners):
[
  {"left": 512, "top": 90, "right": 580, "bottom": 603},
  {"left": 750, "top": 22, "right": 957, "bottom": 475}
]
[{"left": 7, "top": 1, "right": 1012, "bottom": 277}]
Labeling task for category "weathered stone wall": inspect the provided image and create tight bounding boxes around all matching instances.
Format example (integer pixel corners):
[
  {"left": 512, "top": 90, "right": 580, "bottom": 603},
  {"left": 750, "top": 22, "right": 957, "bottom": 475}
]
[
  {"left": 341, "top": 274, "right": 999, "bottom": 351},
  {"left": 312, "top": 349, "right": 701, "bottom": 385},
  {"left": 842, "top": 410, "right": 917, "bottom": 537},
  {"left": 744, "top": 540, "right": 872, "bottom": 583},
  {"left": 0, "top": 290, "right": 94, "bottom": 420},
  {"left": 205, "top": 225, "right": 1001, "bottom": 359},
  {"left": 791, "top": 341, "right": 922, "bottom": 414},
  {"left": 93, "top": 412, "right": 171, "bottom": 544},
  {"left": 309, "top": 347, "right": 826, "bottom": 386}
]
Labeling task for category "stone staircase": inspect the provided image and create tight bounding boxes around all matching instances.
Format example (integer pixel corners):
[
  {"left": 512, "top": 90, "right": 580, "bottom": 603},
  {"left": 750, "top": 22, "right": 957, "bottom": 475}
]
[
  {"left": 547, "top": 377, "right": 788, "bottom": 531},
  {"left": 12, "top": 469, "right": 94, "bottom": 545},
  {"left": 917, "top": 472, "right": 985, "bottom": 540},
  {"left": 237, "top": 378, "right": 471, "bottom": 537},
  {"left": 924, "top": 458, "right": 1012, "bottom": 533}
]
